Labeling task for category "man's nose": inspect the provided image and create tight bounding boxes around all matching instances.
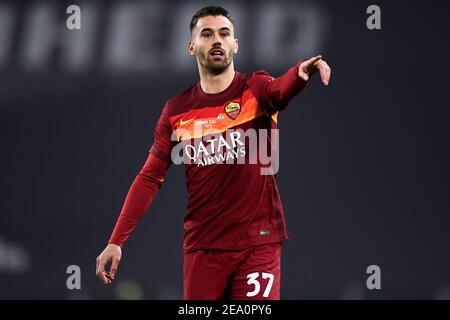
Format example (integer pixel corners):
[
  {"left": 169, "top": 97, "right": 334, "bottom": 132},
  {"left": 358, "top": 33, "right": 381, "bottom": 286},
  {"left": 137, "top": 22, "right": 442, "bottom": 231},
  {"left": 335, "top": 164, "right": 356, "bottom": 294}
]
[
  {"left": 212, "top": 33, "right": 222, "bottom": 45},
  {"left": 212, "top": 40, "right": 222, "bottom": 48}
]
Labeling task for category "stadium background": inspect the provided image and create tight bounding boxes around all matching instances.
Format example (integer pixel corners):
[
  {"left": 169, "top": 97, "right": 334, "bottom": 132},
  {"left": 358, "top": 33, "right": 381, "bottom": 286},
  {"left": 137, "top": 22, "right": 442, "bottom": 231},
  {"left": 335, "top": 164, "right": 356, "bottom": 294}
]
[{"left": 0, "top": 0, "right": 449, "bottom": 299}]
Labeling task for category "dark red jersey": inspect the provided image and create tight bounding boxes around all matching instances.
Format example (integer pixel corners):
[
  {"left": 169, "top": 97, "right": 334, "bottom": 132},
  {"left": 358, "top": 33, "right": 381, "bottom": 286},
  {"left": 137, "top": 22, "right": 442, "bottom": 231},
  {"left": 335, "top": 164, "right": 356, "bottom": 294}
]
[{"left": 109, "top": 61, "right": 308, "bottom": 252}]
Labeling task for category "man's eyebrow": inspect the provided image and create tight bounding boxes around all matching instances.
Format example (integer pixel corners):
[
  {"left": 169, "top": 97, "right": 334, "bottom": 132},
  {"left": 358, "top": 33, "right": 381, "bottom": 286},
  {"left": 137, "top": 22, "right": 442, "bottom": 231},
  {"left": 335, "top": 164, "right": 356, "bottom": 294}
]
[
  {"left": 200, "top": 27, "right": 213, "bottom": 33},
  {"left": 200, "top": 27, "right": 232, "bottom": 33}
]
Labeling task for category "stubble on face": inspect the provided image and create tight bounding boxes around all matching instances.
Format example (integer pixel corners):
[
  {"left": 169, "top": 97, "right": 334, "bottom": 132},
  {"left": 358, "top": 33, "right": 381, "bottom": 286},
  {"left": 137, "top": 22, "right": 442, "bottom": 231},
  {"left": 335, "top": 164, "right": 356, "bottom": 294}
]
[
  {"left": 191, "top": 16, "right": 236, "bottom": 75},
  {"left": 196, "top": 46, "right": 234, "bottom": 75}
]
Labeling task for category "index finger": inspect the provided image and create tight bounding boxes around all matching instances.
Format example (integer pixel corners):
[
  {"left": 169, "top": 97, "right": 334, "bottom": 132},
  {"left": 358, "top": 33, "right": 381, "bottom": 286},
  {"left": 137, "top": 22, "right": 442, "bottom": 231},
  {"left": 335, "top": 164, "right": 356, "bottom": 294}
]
[{"left": 307, "top": 55, "right": 322, "bottom": 65}]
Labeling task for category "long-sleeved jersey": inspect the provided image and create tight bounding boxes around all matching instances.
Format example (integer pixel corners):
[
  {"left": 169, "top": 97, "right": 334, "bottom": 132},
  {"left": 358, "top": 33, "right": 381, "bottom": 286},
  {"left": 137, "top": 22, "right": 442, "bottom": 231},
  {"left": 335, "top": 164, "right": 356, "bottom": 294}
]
[{"left": 109, "top": 61, "right": 308, "bottom": 252}]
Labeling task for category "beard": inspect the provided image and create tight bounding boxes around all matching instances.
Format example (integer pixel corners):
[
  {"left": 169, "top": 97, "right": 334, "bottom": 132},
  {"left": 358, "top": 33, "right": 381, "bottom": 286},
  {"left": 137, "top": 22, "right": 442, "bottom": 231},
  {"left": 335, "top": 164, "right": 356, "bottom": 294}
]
[{"left": 197, "top": 48, "right": 234, "bottom": 75}]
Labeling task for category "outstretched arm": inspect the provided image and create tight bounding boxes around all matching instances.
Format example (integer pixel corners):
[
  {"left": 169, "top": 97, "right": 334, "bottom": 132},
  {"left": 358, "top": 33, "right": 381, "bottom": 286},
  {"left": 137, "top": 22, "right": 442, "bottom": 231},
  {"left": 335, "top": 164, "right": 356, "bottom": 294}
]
[
  {"left": 96, "top": 153, "right": 170, "bottom": 284},
  {"left": 260, "top": 55, "right": 331, "bottom": 111}
]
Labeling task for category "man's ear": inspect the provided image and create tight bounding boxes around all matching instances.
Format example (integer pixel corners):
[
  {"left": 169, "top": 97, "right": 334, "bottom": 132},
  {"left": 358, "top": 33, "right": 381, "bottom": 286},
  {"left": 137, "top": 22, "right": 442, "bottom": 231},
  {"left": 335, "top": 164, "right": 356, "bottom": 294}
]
[
  {"left": 233, "top": 38, "right": 239, "bottom": 54},
  {"left": 188, "top": 41, "right": 195, "bottom": 56}
]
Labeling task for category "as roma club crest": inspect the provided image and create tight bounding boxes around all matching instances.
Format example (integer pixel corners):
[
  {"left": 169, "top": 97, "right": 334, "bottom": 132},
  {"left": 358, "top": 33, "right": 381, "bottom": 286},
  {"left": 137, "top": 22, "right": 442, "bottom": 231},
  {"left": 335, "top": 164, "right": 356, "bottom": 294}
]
[{"left": 224, "top": 101, "right": 241, "bottom": 120}]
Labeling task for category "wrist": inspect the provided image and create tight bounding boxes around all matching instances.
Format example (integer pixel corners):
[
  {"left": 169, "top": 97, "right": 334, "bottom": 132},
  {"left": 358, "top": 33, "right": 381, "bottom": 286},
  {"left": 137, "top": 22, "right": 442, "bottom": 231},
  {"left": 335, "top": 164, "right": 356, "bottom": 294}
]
[{"left": 107, "top": 242, "right": 123, "bottom": 249}]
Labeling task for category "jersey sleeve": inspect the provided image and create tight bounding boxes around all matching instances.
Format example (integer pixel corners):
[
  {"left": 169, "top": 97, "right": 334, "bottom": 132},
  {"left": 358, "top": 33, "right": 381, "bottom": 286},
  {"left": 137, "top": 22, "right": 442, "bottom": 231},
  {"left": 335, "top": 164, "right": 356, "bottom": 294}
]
[
  {"left": 149, "top": 101, "right": 174, "bottom": 163},
  {"left": 108, "top": 152, "right": 170, "bottom": 248},
  {"left": 247, "top": 60, "right": 308, "bottom": 114},
  {"left": 108, "top": 102, "right": 174, "bottom": 248}
]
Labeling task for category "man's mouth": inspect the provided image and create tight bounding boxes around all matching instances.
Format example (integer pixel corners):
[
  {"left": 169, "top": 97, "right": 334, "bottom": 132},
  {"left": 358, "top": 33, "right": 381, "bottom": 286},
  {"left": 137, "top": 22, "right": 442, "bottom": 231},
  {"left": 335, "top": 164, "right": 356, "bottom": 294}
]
[{"left": 209, "top": 49, "right": 225, "bottom": 56}]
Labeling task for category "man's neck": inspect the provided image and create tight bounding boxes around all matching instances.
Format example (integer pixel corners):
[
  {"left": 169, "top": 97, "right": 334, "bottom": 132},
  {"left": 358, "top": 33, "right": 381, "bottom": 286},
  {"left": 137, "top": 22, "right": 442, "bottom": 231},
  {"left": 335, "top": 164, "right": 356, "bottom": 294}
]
[{"left": 198, "top": 63, "right": 236, "bottom": 94}]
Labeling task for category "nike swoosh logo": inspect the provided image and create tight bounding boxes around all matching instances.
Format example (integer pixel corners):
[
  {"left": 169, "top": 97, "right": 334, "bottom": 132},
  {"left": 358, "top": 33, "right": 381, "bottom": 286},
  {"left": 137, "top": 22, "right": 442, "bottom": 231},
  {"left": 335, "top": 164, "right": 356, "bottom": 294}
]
[{"left": 180, "top": 117, "right": 195, "bottom": 126}]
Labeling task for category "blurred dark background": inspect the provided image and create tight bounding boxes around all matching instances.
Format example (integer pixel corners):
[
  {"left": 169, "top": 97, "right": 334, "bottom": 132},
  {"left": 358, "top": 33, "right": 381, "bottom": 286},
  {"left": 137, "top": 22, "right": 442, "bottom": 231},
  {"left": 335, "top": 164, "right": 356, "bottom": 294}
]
[{"left": 0, "top": 0, "right": 449, "bottom": 299}]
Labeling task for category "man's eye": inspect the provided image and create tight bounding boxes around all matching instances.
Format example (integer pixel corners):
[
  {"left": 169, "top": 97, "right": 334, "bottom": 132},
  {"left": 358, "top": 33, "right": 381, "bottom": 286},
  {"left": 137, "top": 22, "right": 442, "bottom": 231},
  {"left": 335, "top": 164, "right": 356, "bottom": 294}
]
[
  {"left": 221, "top": 33, "right": 230, "bottom": 37},
  {"left": 202, "top": 33, "right": 212, "bottom": 37}
]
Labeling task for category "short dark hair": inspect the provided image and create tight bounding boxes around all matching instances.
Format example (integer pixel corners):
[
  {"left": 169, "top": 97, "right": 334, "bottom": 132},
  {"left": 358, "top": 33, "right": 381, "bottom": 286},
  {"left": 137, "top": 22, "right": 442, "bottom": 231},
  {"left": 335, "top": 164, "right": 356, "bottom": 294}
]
[{"left": 190, "top": 6, "right": 234, "bottom": 34}]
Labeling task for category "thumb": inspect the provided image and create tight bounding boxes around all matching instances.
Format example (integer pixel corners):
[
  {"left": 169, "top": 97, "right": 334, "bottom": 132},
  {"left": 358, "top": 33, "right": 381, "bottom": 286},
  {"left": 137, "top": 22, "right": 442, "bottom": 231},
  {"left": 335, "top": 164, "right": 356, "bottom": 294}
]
[{"left": 298, "top": 68, "right": 309, "bottom": 81}]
